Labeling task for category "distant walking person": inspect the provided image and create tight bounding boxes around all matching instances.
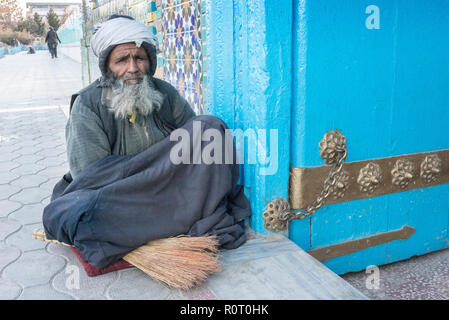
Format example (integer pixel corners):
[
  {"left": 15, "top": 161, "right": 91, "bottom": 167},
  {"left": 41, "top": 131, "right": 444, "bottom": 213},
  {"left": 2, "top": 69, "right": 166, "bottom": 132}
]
[{"left": 45, "top": 27, "right": 61, "bottom": 58}]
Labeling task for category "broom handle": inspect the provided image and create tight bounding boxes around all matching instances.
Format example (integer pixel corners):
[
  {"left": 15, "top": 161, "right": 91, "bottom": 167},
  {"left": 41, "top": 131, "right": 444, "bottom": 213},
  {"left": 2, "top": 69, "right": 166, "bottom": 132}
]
[
  {"left": 32, "top": 229, "right": 73, "bottom": 247},
  {"left": 32, "top": 229, "right": 140, "bottom": 267}
]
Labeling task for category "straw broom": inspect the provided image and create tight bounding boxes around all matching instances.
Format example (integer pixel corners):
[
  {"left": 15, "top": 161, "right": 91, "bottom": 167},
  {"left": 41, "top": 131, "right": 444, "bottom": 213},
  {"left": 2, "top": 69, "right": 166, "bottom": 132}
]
[{"left": 32, "top": 229, "right": 221, "bottom": 290}]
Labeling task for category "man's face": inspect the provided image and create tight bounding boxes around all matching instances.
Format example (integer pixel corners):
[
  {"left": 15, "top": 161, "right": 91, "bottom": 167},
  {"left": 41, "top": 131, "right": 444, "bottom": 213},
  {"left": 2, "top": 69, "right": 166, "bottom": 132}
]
[{"left": 107, "top": 43, "right": 149, "bottom": 84}]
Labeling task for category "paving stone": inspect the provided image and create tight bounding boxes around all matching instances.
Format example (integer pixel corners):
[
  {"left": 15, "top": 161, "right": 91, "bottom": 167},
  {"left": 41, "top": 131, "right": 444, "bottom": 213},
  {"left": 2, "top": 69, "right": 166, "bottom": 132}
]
[
  {"left": 0, "top": 244, "right": 21, "bottom": 271},
  {"left": 0, "top": 172, "right": 19, "bottom": 185},
  {"left": 36, "top": 147, "right": 66, "bottom": 157},
  {"left": 179, "top": 283, "right": 218, "bottom": 300},
  {"left": 0, "top": 138, "right": 21, "bottom": 147},
  {"left": 0, "top": 218, "right": 21, "bottom": 241},
  {"left": 37, "top": 141, "right": 66, "bottom": 150},
  {"left": 13, "top": 155, "right": 45, "bottom": 165},
  {"left": 9, "top": 187, "right": 50, "bottom": 205},
  {"left": 34, "top": 133, "right": 58, "bottom": 141},
  {"left": 1, "top": 124, "right": 17, "bottom": 132},
  {"left": 32, "top": 134, "right": 51, "bottom": 141},
  {"left": 57, "top": 154, "right": 68, "bottom": 163},
  {"left": 0, "top": 161, "right": 20, "bottom": 172},
  {"left": 0, "top": 200, "right": 22, "bottom": 218},
  {"left": 8, "top": 204, "right": 45, "bottom": 225},
  {"left": 0, "top": 152, "right": 21, "bottom": 163},
  {"left": 0, "top": 135, "right": 18, "bottom": 143},
  {"left": 10, "top": 163, "right": 46, "bottom": 175},
  {"left": 0, "top": 145, "right": 22, "bottom": 155},
  {"left": 6, "top": 222, "right": 45, "bottom": 251},
  {"left": 46, "top": 242, "right": 72, "bottom": 260},
  {"left": 36, "top": 156, "right": 66, "bottom": 168},
  {"left": 36, "top": 165, "right": 69, "bottom": 179},
  {"left": 0, "top": 115, "right": 21, "bottom": 122},
  {"left": 0, "top": 184, "right": 21, "bottom": 200},
  {"left": 52, "top": 249, "right": 117, "bottom": 300},
  {"left": 3, "top": 249, "right": 66, "bottom": 288},
  {"left": 29, "top": 117, "right": 49, "bottom": 124},
  {"left": 48, "top": 126, "right": 66, "bottom": 133},
  {"left": 342, "top": 248, "right": 449, "bottom": 300},
  {"left": 0, "top": 278, "right": 22, "bottom": 300},
  {"left": 17, "top": 134, "right": 41, "bottom": 141},
  {"left": 33, "top": 139, "right": 59, "bottom": 148},
  {"left": 41, "top": 196, "right": 51, "bottom": 206},
  {"left": 38, "top": 177, "right": 59, "bottom": 192},
  {"left": 14, "top": 140, "right": 40, "bottom": 148},
  {"left": 107, "top": 268, "right": 173, "bottom": 300},
  {"left": 18, "top": 283, "right": 74, "bottom": 300},
  {"left": 15, "top": 146, "right": 43, "bottom": 156},
  {"left": 10, "top": 174, "right": 49, "bottom": 189}
]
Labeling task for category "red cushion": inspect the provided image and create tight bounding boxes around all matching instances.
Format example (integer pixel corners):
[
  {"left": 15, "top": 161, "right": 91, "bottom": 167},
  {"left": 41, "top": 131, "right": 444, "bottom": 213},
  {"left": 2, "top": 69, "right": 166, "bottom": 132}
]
[{"left": 71, "top": 247, "right": 133, "bottom": 276}]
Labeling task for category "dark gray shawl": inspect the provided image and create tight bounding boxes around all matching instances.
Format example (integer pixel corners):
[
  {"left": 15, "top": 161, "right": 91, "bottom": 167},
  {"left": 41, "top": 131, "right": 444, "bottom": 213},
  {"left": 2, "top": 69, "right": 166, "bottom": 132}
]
[{"left": 43, "top": 115, "right": 252, "bottom": 268}]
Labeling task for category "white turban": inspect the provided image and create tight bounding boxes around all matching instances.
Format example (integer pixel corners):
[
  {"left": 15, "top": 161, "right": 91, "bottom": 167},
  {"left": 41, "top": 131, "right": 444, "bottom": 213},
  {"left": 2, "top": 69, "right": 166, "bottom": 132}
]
[{"left": 91, "top": 17, "right": 157, "bottom": 58}]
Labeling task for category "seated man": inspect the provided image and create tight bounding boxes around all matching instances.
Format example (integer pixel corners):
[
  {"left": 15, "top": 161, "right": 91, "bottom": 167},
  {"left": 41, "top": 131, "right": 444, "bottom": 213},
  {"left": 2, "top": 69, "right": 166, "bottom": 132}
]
[{"left": 45, "top": 14, "right": 251, "bottom": 269}]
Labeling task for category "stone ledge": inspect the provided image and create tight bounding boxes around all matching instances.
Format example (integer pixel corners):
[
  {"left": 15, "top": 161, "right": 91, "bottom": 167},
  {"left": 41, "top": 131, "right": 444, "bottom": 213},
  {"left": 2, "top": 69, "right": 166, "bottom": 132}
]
[{"left": 197, "top": 231, "right": 368, "bottom": 300}]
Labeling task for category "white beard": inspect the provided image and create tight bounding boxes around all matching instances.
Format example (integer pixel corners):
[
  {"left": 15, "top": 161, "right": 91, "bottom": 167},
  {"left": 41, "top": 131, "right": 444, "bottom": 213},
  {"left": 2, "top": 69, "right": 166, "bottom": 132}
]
[{"left": 106, "top": 74, "right": 164, "bottom": 120}]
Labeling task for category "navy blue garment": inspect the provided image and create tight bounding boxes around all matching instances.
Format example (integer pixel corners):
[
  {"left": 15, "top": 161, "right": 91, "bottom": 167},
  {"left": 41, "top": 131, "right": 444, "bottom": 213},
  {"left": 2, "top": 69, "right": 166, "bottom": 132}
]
[{"left": 43, "top": 115, "right": 252, "bottom": 268}]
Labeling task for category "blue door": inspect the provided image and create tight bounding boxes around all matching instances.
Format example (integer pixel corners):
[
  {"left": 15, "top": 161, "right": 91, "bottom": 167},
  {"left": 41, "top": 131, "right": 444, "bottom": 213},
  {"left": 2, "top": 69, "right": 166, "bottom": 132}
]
[{"left": 203, "top": 0, "right": 449, "bottom": 274}]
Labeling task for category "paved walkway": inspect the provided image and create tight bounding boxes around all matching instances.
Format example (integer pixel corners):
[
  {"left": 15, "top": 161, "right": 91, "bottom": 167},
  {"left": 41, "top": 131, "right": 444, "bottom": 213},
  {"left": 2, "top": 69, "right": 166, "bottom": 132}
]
[
  {"left": 0, "top": 51, "right": 81, "bottom": 299},
  {"left": 342, "top": 248, "right": 449, "bottom": 300}
]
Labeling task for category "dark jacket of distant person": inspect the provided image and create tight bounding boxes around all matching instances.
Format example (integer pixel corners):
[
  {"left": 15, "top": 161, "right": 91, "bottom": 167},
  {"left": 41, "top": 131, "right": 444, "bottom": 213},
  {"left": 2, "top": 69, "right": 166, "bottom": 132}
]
[{"left": 45, "top": 28, "right": 61, "bottom": 45}]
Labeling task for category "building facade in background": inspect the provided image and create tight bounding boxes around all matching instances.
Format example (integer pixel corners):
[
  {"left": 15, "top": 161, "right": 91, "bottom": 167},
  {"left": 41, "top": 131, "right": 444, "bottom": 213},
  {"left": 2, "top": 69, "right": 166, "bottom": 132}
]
[{"left": 26, "top": 1, "right": 81, "bottom": 20}]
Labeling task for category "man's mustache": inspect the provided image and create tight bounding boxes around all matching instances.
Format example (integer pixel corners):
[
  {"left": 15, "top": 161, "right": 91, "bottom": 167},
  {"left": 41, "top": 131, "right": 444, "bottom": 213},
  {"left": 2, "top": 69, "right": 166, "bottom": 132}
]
[{"left": 123, "top": 73, "right": 145, "bottom": 81}]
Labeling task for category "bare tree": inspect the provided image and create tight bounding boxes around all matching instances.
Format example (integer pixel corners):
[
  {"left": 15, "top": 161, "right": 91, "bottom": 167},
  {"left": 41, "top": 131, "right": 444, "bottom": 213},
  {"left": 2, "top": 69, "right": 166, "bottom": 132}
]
[
  {"left": 0, "top": 0, "right": 22, "bottom": 29},
  {"left": 59, "top": 7, "right": 73, "bottom": 27}
]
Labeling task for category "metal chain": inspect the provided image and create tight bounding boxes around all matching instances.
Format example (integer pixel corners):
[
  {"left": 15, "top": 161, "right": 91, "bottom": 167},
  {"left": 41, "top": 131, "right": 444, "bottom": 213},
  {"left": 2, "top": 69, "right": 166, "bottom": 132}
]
[{"left": 280, "top": 147, "right": 348, "bottom": 221}]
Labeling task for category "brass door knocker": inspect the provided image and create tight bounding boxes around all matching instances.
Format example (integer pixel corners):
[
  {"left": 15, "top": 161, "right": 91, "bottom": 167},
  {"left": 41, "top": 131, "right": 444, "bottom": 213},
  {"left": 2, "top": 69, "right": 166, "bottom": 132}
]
[{"left": 263, "top": 129, "right": 348, "bottom": 232}]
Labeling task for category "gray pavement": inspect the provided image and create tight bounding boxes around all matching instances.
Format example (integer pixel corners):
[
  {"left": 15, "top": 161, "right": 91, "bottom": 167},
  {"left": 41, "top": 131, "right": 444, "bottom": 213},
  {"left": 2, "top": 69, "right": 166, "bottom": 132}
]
[
  {"left": 0, "top": 50, "right": 81, "bottom": 300},
  {"left": 0, "top": 50, "right": 445, "bottom": 300},
  {"left": 342, "top": 248, "right": 449, "bottom": 300}
]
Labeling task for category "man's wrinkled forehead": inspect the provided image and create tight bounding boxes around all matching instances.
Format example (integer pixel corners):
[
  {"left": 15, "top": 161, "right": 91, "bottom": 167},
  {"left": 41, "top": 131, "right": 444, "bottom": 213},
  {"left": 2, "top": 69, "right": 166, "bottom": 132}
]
[{"left": 109, "top": 43, "right": 148, "bottom": 61}]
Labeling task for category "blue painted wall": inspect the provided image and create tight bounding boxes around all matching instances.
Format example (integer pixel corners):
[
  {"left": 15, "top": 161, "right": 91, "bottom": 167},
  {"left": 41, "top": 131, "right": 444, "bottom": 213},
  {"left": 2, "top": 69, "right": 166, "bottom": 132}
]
[
  {"left": 205, "top": 0, "right": 449, "bottom": 274},
  {"left": 204, "top": 0, "right": 292, "bottom": 234},
  {"left": 6, "top": 45, "right": 26, "bottom": 55}
]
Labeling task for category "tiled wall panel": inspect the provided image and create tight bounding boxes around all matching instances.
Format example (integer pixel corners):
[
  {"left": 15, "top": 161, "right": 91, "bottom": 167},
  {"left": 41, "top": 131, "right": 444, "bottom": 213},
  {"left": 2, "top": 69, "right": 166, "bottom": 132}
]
[{"left": 162, "top": 0, "right": 203, "bottom": 114}]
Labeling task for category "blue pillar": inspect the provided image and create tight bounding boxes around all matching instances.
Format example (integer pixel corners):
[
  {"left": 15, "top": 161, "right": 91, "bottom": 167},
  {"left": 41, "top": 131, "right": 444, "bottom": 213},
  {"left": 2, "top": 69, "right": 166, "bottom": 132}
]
[{"left": 204, "top": 0, "right": 292, "bottom": 233}]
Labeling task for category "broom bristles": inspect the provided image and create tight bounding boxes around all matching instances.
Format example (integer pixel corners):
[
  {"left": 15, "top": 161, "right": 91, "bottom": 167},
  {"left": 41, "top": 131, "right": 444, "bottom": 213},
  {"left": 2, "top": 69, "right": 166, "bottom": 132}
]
[
  {"left": 32, "top": 229, "right": 221, "bottom": 290},
  {"left": 123, "top": 235, "right": 221, "bottom": 290}
]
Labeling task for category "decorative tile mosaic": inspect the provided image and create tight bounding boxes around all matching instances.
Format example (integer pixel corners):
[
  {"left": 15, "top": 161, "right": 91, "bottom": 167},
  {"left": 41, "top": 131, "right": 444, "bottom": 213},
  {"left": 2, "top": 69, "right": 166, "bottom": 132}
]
[
  {"left": 198, "top": 0, "right": 206, "bottom": 110},
  {"left": 162, "top": 0, "right": 203, "bottom": 114}
]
